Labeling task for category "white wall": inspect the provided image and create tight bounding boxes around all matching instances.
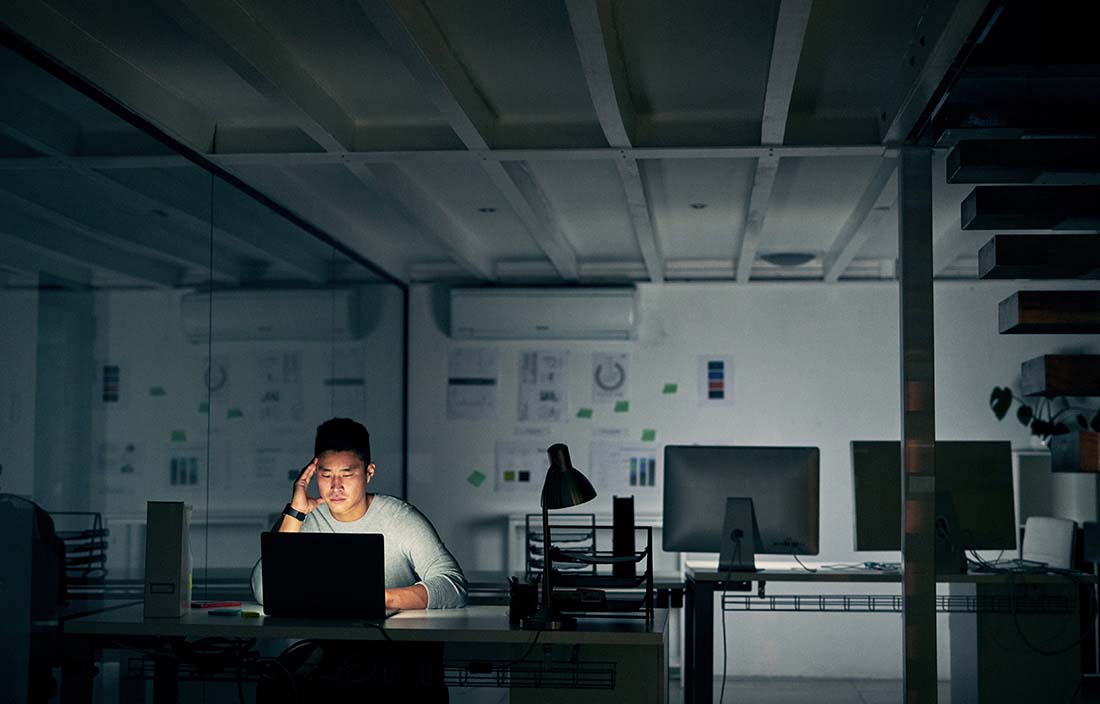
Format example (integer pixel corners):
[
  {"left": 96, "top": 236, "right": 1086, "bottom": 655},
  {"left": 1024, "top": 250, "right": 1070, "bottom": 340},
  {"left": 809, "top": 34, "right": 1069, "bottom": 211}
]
[
  {"left": 407, "top": 280, "right": 1100, "bottom": 679},
  {"left": 87, "top": 285, "right": 405, "bottom": 569}
]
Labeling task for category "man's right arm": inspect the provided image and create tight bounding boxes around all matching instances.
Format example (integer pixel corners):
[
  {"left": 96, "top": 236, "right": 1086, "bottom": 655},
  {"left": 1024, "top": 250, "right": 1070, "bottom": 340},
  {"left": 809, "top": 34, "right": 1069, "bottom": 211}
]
[{"left": 280, "top": 457, "right": 325, "bottom": 532}]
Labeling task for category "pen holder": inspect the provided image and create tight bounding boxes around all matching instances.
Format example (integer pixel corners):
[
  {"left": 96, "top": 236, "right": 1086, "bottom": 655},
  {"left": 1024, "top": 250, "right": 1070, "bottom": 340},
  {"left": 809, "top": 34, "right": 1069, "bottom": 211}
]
[{"left": 508, "top": 579, "right": 538, "bottom": 624}]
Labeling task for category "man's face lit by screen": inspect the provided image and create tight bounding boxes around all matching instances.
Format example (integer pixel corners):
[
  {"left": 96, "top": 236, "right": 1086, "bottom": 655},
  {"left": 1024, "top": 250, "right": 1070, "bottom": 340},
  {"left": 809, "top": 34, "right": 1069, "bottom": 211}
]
[{"left": 315, "top": 450, "right": 374, "bottom": 520}]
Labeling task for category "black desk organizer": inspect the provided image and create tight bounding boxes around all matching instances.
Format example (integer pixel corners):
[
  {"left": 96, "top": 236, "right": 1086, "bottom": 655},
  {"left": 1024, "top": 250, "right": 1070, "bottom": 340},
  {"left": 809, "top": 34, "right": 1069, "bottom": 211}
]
[{"left": 525, "top": 514, "right": 655, "bottom": 623}]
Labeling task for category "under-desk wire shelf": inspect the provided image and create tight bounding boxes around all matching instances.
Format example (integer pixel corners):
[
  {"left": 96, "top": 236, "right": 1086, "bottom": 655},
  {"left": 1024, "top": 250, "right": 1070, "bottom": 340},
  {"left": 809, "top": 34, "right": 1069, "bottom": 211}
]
[
  {"left": 722, "top": 593, "right": 1074, "bottom": 614},
  {"left": 127, "top": 656, "right": 616, "bottom": 690}
]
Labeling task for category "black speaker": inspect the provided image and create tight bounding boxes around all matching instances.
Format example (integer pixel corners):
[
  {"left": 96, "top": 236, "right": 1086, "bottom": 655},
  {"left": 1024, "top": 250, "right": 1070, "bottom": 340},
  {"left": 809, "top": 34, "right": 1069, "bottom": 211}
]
[{"left": 612, "top": 495, "right": 636, "bottom": 578}]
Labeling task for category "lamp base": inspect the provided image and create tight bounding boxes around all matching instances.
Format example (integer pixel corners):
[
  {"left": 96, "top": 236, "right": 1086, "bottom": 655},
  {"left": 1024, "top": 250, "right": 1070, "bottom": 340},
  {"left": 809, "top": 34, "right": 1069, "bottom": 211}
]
[{"left": 520, "top": 606, "right": 576, "bottom": 631}]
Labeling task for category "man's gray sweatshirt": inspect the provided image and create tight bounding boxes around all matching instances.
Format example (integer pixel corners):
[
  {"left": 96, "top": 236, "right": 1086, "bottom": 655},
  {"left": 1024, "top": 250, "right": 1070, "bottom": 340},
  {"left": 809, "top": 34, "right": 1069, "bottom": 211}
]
[{"left": 251, "top": 494, "right": 468, "bottom": 609}]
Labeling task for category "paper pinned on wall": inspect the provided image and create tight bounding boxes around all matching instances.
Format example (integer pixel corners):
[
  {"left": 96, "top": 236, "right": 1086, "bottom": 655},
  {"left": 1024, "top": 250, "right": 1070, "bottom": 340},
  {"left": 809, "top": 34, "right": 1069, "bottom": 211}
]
[
  {"left": 326, "top": 347, "right": 367, "bottom": 418},
  {"left": 96, "top": 441, "right": 142, "bottom": 499},
  {"left": 697, "top": 355, "right": 734, "bottom": 407},
  {"left": 257, "top": 351, "right": 304, "bottom": 423},
  {"left": 592, "top": 352, "right": 630, "bottom": 403},
  {"left": 517, "top": 350, "right": 568, "bottom": 423},
  {"left": 447, "top": 347, "right": 499, "bottom": 421},
  {"left": 589, "top": 441, "right": 660, "bottom": 493},
  {"left": 495, "top": 440, "right": 548, "bottom": 493}
]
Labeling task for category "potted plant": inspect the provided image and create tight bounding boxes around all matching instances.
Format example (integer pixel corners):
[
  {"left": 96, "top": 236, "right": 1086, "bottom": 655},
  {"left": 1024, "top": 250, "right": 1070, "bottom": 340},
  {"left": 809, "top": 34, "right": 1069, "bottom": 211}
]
[
  {"left": 988, "top": 386, "right": 1100, "bottom": 441},
  {"left": 990, "top": 386, "right": 1100, "bottom": 471}
]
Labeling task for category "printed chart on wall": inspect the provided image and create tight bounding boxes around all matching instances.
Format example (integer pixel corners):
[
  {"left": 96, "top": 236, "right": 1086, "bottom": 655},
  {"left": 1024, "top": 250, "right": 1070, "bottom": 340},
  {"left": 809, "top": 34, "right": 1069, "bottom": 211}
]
[
  {"left": 326, "top": 347, "right": 367, "bottom": 419},
  {"left": 590, "top": 441, "right": 660, "bottom": 494},
  {"left": 447, "top": 347, "right": 498, "bottom": 421},
  {"left": 495, "top": 440, "right": 549, "bottom": 493},
  {"left": 256, "top": 351, "right": 304, "bottom": 423},
  {"left": 517, "top": 350, "right": 568, "bottom": 422},
  {"left": 697, "top": 355, "right": 733, "bottom": 407},
  {"left": 592, "top": 352, "right": 630, "bottom": 403}
]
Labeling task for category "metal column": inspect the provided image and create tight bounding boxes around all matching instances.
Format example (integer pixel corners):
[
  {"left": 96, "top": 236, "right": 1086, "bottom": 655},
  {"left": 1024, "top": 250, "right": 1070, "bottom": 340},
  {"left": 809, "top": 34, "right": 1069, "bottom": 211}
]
[{"left": 898, "top": 147, "right": 937, "bottom": 703}]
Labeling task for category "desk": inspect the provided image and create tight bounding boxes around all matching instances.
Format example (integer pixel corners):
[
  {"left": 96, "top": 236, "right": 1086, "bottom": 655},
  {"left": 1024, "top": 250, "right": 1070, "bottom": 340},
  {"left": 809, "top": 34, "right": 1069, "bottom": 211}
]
[
  {"left": 684, "top": 567, "right": 1086, "bottom": 704},
  {"left": 63, "top": 603, "right": 669, "bottom": 703}
]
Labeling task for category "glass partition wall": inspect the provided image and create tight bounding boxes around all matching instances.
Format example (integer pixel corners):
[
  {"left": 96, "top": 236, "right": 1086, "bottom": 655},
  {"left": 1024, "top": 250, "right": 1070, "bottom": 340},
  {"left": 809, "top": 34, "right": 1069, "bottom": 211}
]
[{"left": 0, "top": 42, "right": 406, "bottom": 596}]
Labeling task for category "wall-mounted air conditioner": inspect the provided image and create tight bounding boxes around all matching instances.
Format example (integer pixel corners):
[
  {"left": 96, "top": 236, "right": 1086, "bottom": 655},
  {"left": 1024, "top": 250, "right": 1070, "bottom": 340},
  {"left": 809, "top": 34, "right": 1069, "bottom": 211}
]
[
  {"left": 450, "top": 288, "right": 636, "bottom": 340},
  {"left": 180, "top": 289, "right": 365, "bottom": 342}
]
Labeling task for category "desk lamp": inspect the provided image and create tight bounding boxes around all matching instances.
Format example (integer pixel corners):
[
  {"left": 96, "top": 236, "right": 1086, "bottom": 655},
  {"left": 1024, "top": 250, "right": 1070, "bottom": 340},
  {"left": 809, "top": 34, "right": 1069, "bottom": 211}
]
[{"left": 522, "top": 443, "right": 597, "bottom": 631}]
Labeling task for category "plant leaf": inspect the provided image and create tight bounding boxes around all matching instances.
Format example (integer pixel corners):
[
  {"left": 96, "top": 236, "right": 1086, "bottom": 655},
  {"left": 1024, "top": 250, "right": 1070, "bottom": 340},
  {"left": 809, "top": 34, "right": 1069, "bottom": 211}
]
[
  {"left": 989, "top": 387, "right": 1013, "bottom": 420},
  {"left": 1016, "top": 404, "right": 1033, "bottom": 426},
  {"left": 1052, "top": 423, "right": 1071, "bottom": 436},
  {"left": 1078, "top": 414, "right": 1089, "bottom": 430}
]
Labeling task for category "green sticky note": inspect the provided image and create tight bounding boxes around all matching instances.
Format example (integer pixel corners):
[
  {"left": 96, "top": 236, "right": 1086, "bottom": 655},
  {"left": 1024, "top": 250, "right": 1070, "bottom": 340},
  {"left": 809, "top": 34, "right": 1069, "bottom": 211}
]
[
  {"left": 227, "top": 407, "right": 244, "bottom": 419},
  {"left": 503, "top": 470, "right": 516, "bottom": 482},
  {"left": 614, "top": 400, "right": 630, "bottom": 413},
  {"left": 662, "top": 383, "right": 678, "bottom": 395},
  {"left": 641, "top": 429, "right": 657, "bottom": 442},
  {"left": 170, "top": 430, "right": 187, "bottom": 442},
  {"left": 467, "top": 471, "right": 486, "bottom": 488},
  {"left": 576, "top": 407, "right": 593, "bottom": 419},
  {"left": 149, "top": 386, "right": 166, "bottom": 397},
  {"left": 198, "top": 402, "right": 209, "bottom": 414}
]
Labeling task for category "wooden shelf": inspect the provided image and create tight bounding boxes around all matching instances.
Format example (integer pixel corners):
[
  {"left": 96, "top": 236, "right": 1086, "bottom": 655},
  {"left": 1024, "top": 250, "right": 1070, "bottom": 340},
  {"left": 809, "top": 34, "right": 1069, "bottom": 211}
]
[
  {"left": 978, "top": 235, "right": 1100, "bottom": 279},
  {"left": 1051, "top": 432, "right": 1100, "bottom": 473},
  {"left": 1021, "top": 354, "right": 1100, "bottom": 397},
  {"left": 999, "top": 291, "right": 1100, "bottom": 334},
  {"left": 947, "top": 139, "right": 1100, "bottom": 185},
  {"left": 962, "top": 186, "right": 1100, "bottom": 230}
]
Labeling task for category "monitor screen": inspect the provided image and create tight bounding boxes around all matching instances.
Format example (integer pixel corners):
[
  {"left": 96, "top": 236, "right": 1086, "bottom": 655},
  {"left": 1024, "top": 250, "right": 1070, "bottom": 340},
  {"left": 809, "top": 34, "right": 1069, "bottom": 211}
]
[
  {"left": 662, "top": 445, "right": 820, "bottom": 555},
  {"left": 851, "top": 440, "right": 1016, "bottom": 552}
]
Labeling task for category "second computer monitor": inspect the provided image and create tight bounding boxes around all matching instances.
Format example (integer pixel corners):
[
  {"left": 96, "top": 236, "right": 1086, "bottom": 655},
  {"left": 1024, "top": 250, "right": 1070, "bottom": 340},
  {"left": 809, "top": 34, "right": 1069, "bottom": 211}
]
[
  {"left": 663, "top": 445, "right": 820, "bottom": 556},
  {"left": 851, "top": 440, "right": 1016, "bottom": 552}
]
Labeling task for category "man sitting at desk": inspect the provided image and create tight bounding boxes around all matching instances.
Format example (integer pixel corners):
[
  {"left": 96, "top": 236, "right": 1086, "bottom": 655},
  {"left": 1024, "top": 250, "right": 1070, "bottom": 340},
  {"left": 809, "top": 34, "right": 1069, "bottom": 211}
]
[{"left": 251, "top": 417, "right": 467, "bottom": 610}]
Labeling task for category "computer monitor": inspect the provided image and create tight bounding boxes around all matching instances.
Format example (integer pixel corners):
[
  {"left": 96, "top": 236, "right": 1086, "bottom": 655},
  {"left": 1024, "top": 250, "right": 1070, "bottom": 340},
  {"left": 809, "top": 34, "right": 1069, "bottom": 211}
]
[
  {"left": 851, "top": 440, "right": 1016, "bottom": 552},
  {"left": 662, "top": 445, "right": 820, "bottom": 568}
]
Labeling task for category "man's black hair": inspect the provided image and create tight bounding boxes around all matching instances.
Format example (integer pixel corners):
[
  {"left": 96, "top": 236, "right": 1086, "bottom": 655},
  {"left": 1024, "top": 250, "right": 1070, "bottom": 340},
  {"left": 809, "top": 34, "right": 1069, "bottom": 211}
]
[{"left": 314, "top": 418, "right": 371, "bottom": 465}]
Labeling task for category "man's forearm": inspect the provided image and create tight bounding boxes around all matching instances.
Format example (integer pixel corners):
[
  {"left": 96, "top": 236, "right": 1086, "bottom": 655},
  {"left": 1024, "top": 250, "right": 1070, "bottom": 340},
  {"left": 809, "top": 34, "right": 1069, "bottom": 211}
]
[
  {"left": 385, "top": 584, "right": 429, "bottom": 610},
  {"left": 278, "top": 515, "right": 304, "bottom": 532}
]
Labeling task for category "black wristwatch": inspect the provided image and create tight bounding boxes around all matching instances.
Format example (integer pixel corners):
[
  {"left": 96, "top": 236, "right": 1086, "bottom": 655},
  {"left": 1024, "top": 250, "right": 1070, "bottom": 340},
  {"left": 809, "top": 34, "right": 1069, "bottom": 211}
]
[{"left": 282, "top": 504, "right": 307, "bottom": 522}]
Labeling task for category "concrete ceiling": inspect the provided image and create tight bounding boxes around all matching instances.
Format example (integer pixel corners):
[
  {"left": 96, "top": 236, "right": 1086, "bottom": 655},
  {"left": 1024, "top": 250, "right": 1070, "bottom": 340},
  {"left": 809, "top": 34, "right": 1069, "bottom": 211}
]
[{"left": 0, "top": 0, "right": 1080, "bottom": 288}]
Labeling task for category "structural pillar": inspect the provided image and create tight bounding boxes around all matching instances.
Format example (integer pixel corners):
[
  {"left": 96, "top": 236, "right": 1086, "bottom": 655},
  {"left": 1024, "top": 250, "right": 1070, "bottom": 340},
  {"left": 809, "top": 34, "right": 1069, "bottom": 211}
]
[{"left": 898, "top": 147, "right": 937, "bottom": 703}]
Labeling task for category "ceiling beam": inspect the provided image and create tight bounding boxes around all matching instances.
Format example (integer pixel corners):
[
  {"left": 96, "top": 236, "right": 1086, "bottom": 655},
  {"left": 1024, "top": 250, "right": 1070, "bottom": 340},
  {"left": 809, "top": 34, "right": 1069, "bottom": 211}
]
[
  {"left": 0, "top": 203, "right": 182, "bottom": 287},
  {"left": 878, "top": 0, "right": 992, "bottom": 144},
  {"left": 357, "top": 0, "right": 494, "bottom": 150},
  {"left": 0, "top": 83, "right": 247, "bottom": 282},
  {"left": 0, "top": 0, "right": 216, "bottom": 152},
  {"left": 360, "top": 163, "right": 495, "bottom": 279},
  {"left": 760, "top": 0, "right": 813, "bottom": 146},
  {"left": 0, "top": 144, "right": 893, "bottom": 172},
  {"left": 0, "top": 235, "right": 92, "bottom": 286},
  {"left": 361, "top": 0, "right": 579, "bottom": 280},
  {"left": 736, "top": 0, "right": 812, "bottom": 282},
  {"left": 154, "top": 0, "right": 353, "bottom": 152},
  {"left": 0, "top": 184, "right": 238, "bottom": 283},
  {"left": 566, "top": 0, "right": 663, "bottom": 282},
  {"left": 271, "top": 165, "right": 409, "bottom": 281},
  {"left": 823, "top": 158, "right": 898, "bottom": 282}
]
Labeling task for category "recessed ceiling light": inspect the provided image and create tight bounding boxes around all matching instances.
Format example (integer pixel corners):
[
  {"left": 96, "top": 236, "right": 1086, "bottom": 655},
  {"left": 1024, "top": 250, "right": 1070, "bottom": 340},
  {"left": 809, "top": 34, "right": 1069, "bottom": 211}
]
[
  {"left": 760, "top": 252, "right": 816, "bottom": 267},
  {"left": 690, "top": 203, "right": 707, "bottom": 210},
  {"left": 478, "top": 207, "right": 497, "bottom": 214}
]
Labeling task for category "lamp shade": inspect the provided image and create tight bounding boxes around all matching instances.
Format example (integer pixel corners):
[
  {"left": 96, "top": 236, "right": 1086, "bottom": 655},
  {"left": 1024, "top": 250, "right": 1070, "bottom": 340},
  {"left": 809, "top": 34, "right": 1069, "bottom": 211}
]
[{"left": 541, "top": 443, "right": 597, "bottom": 510}]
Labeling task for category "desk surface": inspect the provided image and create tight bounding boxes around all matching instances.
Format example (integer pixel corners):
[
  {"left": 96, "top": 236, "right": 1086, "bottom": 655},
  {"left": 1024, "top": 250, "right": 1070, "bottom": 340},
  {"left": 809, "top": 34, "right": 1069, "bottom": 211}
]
[
  {"left": 686, "top": 566, "right": 1090, "bottom": 584},
  {"left": 64, "top": 603, "right": 668, "bottom": 646}
]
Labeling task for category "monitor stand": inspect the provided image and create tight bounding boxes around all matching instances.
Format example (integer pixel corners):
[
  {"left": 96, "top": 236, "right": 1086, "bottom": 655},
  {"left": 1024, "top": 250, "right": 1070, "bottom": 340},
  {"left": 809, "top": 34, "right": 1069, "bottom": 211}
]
[{"left": 718, "top": 497, "right": 763, "bottom": 573}]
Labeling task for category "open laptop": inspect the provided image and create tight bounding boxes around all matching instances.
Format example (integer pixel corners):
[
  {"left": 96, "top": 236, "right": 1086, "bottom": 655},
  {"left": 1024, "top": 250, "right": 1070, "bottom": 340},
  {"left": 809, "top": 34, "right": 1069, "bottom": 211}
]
[{"left": 261, "top": 532, "right": 397, "bottom": 619}]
